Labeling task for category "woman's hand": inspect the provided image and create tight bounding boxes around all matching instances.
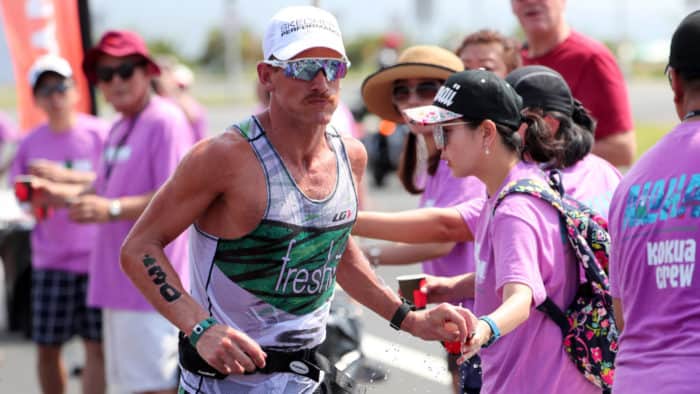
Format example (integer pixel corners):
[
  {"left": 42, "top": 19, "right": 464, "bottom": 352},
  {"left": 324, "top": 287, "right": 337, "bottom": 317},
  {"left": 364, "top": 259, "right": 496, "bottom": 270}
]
[
  {"left": 421, "top": 273, "right": 475, "bottom": 303},
  {"left": 458, "top": 318, "right": 492, "bottom": 364}
]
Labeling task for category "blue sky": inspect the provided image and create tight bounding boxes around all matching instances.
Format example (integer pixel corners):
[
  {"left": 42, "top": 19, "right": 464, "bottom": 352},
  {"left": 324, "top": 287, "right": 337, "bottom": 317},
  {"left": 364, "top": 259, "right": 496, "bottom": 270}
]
[{"left": 0, "top": 0, "right": 695, "bottom": 82}]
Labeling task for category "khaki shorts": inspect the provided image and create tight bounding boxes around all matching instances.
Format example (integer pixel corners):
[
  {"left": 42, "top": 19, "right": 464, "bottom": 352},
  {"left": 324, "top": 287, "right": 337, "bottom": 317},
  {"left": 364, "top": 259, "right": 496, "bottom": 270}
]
[{"left": 103, "top": 309, "right": 179, "bottom": 393}]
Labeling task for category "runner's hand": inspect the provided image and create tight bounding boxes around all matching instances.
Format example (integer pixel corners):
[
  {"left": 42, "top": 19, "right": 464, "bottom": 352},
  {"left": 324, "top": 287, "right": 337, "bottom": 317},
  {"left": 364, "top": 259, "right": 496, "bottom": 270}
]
[
  {"left": 195, "top": 324, "right": 267, "bottom": 375},
  {"left": 403, "top": 303, "right": 474, "bottom": 342}
]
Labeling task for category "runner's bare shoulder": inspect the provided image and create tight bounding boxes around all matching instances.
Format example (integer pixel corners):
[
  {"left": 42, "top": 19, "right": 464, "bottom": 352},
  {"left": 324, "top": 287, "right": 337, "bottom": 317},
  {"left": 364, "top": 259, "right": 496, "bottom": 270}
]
[
  {"left": 176, "top": 129, "right": 258, "bottom": 191},
  {"left": 340, "top": 135, "right": 368, "bottom": 179}
]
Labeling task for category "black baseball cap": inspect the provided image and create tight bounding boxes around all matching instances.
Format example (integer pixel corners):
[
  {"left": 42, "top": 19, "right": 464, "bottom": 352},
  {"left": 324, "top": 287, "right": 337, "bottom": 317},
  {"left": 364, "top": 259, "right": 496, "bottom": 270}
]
[
  {"left": 402, "top": 69, "right": 523, "bottom": 129},
  {"left": 505, "top": 65, "right": 574, "bottom": 116},
  {"left": 669, "top": 10, "right": 700, "bottom": 78}
]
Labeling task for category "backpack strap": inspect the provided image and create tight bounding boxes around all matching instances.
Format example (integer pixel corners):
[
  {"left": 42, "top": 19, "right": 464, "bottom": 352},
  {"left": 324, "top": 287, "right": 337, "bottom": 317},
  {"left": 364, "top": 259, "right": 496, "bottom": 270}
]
[
  {"left": 493, "top": 174, "right": 612, "bottom": 333},
  {"left": 536, "top": 298, "right": 569, "bottom": 336}
]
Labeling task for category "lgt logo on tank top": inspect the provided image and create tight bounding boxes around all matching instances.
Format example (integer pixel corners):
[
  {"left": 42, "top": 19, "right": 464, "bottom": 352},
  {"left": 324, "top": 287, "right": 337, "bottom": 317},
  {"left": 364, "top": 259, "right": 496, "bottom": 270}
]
[{"left": 332, "top": 209, "right": 353, "bottom": 222}]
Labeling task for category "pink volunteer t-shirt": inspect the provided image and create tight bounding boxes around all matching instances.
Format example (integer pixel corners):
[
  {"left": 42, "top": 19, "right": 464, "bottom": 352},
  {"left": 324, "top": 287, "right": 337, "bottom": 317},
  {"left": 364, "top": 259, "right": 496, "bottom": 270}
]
[
  {"left": 420, "top": 160, "right": 486, "bottom": 310},
  {"left": 609, "top": 121, "right": 700, "bottom": 394},
  {"left": 9, "top": 114, "right": 108, "bottom": 273},
  {"left": 469, "top": 161, "right": 597, "bottom": 394},
  {"left": 559, "top": 153, "right": 622, "bottom": 218},
  {"left": 88, "top": 95, "right": 191, "bottom": 311}
]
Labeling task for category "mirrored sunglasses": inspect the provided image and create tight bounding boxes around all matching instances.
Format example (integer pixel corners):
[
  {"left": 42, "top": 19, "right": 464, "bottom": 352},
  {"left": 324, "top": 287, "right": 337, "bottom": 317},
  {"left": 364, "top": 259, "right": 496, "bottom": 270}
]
[
  {"left": 96, "top": 60, "right": 147, "bottom": 83},
  {"left": 35, "top": 81, "right": 74, "bottom": 98},
  {"left": 432, "top": 121, "right": 474, "bottom": 150},
  {"left": 264, "top": 58, "right": 349, "bottom": 82},
  {"left": 392, "top": 81, "right": 441, "bottom": 103}
]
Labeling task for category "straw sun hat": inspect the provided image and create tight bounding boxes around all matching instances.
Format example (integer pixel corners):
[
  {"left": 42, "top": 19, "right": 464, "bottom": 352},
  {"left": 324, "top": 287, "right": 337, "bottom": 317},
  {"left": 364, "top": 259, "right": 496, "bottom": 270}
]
[{"left": 361, "top": 45, "right": 464, "bottom": 123}]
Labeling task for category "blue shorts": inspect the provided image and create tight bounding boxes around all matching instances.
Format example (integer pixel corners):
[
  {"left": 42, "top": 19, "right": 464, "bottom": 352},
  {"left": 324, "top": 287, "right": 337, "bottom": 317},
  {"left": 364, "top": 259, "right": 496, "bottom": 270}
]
[
  {"left": 459, "top": 354, "right": 482, "bottom": 394},
  {"left": 31, "top": 269, "right": 102, "bottom": 345}
]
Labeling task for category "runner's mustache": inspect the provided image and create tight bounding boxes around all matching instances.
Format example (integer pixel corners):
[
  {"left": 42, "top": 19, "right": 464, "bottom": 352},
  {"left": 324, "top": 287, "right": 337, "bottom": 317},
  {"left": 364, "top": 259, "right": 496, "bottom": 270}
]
[{"left": 305, "top": 93, "right": 332, "bottom": 101}]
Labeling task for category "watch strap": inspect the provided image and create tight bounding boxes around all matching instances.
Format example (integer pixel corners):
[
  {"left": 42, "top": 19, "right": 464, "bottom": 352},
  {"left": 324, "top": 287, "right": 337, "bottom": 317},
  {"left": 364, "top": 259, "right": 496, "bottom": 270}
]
[
  {"left": 390, "top": 298, "right": 413, "bottom": 331},
  {"left": 189, "top": 317, "right": 217, "bottom": 347}
]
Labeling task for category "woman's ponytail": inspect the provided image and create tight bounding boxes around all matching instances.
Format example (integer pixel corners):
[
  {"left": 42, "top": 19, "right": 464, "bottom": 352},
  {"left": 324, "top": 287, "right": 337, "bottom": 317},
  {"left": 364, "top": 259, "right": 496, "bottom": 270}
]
[
  {"left": 520, "top": 112, "right": 566, "bottom": 168},
  {"left": 550, "top": 101, "right": 596, "bottom": 167}
]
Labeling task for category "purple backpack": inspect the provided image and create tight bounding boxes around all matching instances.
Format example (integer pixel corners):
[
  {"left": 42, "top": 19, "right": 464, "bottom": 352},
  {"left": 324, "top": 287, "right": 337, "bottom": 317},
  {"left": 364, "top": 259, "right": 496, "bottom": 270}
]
[{"left": 494, "top": 171, "right": 618, "bottom": 391}]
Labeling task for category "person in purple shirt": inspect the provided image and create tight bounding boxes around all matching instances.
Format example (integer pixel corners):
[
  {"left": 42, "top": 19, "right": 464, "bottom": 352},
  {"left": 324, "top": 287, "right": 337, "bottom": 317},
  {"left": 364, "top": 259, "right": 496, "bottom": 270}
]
[
  {"left": 0, "top": 111, "right": 17, "bottom": 144},
  {"left": 10, "top": 54, "right": 108, "bottom": 394},
  {"left": 356, "top": 69, "right": 602, "bottom": 393},
  {"left": 352, "top": 45, "right": 486, "bottom": 394},
  {"left": 35, "top": 31, "right": 192, "bottom": 394},
  {"left": 0, "top": 111, "right": 19, "bottom": 179},
  {"left": 403, "top": 70, "right": 598, "bottom": 393},
  {"left": 608, "top": 11, "right": 700, "bottom": 394},
  {"left": 152, "top": 57, "right": 208, "bottom": 145},
  {"left": 505, "top": 65, "right": 622, "bottom": 218}
]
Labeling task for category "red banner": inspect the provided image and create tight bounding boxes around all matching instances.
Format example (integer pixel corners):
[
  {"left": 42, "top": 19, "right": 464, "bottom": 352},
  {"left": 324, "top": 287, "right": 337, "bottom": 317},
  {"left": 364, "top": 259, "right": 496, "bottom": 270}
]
[{"left": 0, "top": 0, "right": 91, "bottom": 132}]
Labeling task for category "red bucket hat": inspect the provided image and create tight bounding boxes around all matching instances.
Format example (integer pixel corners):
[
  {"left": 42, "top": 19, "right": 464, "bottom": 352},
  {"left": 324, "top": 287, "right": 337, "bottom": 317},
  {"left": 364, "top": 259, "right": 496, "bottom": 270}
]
[{"left": 82, "top": 30, "right": 160, "bottom": 84}]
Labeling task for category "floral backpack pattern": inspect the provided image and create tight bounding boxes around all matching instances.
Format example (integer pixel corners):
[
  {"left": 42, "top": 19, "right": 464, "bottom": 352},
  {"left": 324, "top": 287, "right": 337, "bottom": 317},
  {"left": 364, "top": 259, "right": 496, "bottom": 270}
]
[{"left": 494, "top": 171, "right": 618, "bottom": 391}]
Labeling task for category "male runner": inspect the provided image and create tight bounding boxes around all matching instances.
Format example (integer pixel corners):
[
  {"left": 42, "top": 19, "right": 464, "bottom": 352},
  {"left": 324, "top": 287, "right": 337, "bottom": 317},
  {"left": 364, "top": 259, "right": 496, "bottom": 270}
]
[{"left": 120, "top": 6, "right": 471, "bottom": 394}]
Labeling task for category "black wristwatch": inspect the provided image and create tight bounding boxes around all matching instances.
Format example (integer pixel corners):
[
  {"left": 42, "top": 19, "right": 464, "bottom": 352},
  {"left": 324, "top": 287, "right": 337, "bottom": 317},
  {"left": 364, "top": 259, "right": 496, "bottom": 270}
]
[{"left": 390, "top": 298, "right": 414, "bottom": 331}]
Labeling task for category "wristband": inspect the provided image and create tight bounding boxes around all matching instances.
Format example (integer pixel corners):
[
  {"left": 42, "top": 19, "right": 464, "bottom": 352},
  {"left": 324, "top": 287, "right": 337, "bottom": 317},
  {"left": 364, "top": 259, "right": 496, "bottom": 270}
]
[
  {"left": 479, "top": 315, "right": 500, "bottom": 348},
  {"left": 189, "top": 317, "right": 217, "bottom": 347},
  {"left": 389, "top": 298, "right": 413, "bottom": 330}
]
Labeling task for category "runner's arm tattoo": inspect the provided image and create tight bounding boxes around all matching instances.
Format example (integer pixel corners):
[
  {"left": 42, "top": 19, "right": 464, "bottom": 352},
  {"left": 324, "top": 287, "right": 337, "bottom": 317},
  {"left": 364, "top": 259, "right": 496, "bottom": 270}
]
[{"left": 142, "top": 254, "right": 182, "bottom": 302}]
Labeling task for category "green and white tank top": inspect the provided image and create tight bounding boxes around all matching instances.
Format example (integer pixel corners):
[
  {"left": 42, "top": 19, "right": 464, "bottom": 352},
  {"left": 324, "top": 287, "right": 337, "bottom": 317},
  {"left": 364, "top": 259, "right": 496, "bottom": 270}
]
[{"left": 188, "top": 116, "right": 358, "bottom": 355}]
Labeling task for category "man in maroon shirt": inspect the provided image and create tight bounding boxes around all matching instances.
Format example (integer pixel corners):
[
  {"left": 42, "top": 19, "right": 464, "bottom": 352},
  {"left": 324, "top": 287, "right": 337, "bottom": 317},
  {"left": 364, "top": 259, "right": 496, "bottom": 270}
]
[{"left": 512, "top": 0, "right": 636, "bottom": 167}]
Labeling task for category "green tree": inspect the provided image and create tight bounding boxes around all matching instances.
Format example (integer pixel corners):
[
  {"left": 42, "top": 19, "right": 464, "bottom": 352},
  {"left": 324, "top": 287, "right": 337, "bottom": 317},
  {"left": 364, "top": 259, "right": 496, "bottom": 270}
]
[{"left": 199, "top": 28, "right": 226, "bottom": 71}]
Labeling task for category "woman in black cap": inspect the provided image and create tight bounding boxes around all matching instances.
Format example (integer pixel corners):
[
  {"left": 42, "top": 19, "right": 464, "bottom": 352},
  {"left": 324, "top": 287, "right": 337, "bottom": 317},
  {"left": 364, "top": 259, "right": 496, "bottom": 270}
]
[{"left": 386, "top": 69, "right": 600, "bottom": 394}]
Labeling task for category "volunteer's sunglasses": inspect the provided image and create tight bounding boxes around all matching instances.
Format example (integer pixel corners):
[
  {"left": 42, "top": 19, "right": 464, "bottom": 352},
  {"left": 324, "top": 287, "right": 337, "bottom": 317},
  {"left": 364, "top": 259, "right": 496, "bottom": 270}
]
[
  {"left": 392, "top": 81, "right": 442, "bottom": 103},
  {"left": 96, "top": 60, "right": 147, "bottom": 83},
  {"left": 433, "top": 121, "right": 476, "bottom": 150},
  {"left": 263, "top": 58, "right": 349, "bottom": 82},
  {"left": 35, "top": 81, "right": 74, "bottom": 98}
]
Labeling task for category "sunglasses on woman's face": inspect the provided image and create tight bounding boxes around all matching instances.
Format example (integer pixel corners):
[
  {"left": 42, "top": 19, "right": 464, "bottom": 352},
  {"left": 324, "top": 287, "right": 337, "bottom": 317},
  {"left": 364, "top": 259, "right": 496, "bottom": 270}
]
[
  {"left": 433, "top": 122, "right": 474, "bottom": 150},
  {"left": 392, "top": 81, "right": 442, "bottom": 103},
  {"left": 96, "top": 60, "right": 147, "bottom": 83},
  {"left": 264, "top": 58, "right": 349, "bottom": 82}
]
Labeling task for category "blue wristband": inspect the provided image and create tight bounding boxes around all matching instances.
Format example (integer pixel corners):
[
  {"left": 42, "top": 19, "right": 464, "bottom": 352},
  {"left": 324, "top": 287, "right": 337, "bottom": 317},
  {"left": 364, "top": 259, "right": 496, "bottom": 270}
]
[
  {"left": 189, "top": 317, "right": 217, "bottom": 347},
  {"left": 478, "top": 315, "right": 500, "bottom": 348}
]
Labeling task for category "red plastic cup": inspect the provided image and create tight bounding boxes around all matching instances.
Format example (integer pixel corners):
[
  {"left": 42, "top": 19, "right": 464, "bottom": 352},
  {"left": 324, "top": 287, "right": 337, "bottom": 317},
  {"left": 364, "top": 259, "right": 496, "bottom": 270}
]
[
  {"left": 397, "top": 274, "right": 427, "bottom": 310},
  {"left": 14, "top": 175, "right": 33, "bottom": 202}
]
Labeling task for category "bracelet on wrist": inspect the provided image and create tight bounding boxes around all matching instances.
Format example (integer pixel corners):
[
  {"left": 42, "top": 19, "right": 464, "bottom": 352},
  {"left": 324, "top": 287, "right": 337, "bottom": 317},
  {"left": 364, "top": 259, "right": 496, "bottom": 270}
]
[
  {"left": 478, "top": 315, "right": 501, "bottom": 348},
  {"left": 189, "top": 317, "right": 217, "bottom": 347}
]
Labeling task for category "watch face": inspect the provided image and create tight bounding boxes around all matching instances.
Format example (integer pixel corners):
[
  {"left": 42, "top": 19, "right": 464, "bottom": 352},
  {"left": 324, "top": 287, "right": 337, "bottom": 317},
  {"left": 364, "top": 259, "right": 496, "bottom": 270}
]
[
  {"left": 193, "top": 325, "right": 203, "bottom": 334},
  {"left": 109, "top": 200, "right": 121, "bottom": 216}
]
